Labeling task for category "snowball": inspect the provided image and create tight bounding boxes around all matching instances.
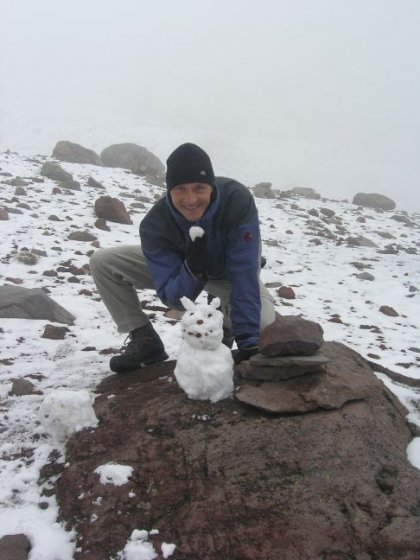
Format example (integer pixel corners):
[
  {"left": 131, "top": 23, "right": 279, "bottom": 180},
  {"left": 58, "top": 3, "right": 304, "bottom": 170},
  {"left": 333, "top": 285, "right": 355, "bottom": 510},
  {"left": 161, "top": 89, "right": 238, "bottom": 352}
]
[
  {"left": 407, "top": 437, "right": 420, "bottom": 470},
  {"left": 161, "top": 542, "right": 176, "bottom": 558},
  {"left": 189, "top": 225, "right": 204, "bottom": 241},
  {"left": 38, "top": 389, "right": 98, "bottom": 443},
  {"left": 175, "top": 296, "right": 234, "bottom": 402},
  {"left": 94, "top": 463, "right": 133, "bottom": 486},
  {"left": 118, "top": 529, "right": 157, "bottom": 560}
]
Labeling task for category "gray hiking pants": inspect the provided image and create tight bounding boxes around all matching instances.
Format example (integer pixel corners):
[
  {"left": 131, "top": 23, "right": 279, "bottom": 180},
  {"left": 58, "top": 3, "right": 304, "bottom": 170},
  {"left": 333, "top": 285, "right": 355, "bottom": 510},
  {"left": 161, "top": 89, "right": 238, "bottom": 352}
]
[{"left": 89, "top": 245, "right": 275, "bottom": 334}]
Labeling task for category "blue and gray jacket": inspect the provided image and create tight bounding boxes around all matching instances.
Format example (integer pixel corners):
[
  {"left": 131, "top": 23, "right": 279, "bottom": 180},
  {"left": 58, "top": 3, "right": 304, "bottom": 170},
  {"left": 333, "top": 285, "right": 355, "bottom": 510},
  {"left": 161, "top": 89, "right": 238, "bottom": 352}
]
[{"left": 139, "top": 177, "right": 261, "bottom": 348}]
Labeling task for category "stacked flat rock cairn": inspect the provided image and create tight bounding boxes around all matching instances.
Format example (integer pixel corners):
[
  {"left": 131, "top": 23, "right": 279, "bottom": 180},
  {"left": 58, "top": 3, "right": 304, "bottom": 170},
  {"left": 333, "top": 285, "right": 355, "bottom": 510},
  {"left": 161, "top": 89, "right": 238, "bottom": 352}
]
[{"left": 235, "top": 315, "right": 359, "bottom": 414}]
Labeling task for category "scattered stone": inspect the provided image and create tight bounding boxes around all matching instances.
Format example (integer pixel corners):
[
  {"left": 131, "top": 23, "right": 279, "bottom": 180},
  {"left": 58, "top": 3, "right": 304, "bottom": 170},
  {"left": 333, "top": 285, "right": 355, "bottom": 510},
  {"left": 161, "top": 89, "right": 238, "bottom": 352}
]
[
  {"left": 0, "top": 285, "right": 75, "bottom": 324},
  {"left": 0, "top": 534, "right": 31, "bottom": 560},
  {"left": 379, "top": 305, "right": 399, "bottom": 317},
  {"left": 42, "top": 269, "right": 58, "bottom": 277},
  {"left": 352, "top": 193, "right": 396, "bottom": 211},
  {"left": 0, "top": 207, "right": 9, "bottom": 220},
  {"left": 4, "top": 177, "right": 29, "bottom": 187},
  {"left": 5, "top": 277, "right": 24, "bottom": 285},
  {"left": 59, "top": 179, "right": 81, "bottom": 191},
  {"left": 355, "top": 272, "right": 375, "bottom": 281},
  {"left": 329, "top": 315, "right": 343, "bottom": 324},
  {"left": 48, "top": 215, "right": 61, "bottom": 221},
  {"left": 10, "top": 378, "right": 36, "bottom": 396},
  {"left": 14, "top": 186, "right": 27, "bottom": 196},
  {"left": 42, "top": 324, "right": 70, "bottom": 340},
  {"left": 100, "top": 143, "right": 165, "bottom": 178},
  {"left": 164, "top": 308, "right": 184, "bottom": 321},
  {"left": 52, "top": 140, "right": 102, "bottom": 165},
  {"left": 94, "top": 196, "right": 132, "bottom": 225},
  {"left": 40, "top": 162, "right": 73, "bottom": 182},
  {"left": 276, "top": 286, "right": 296, "bottom": 299},
  {"left": 94, "top": 218, "right": 110, "bottom": 231},
  {"left": 254, "top": 182, "right": 275, "bottom": 199},
  {"left": 290, "top": 186, "right": 320, "bottom": 199},
  {"left": 68, "top": 231, "right": 97, "bottom": 242},
  {"left": 320, "top": 207, "right": 335, "bottom": 218},
  {"left": 346, "top": 236, "right": 378, "bottom": 248},
  {"left": 259, "top": 315, "right": 324, "bottom": 357},
  {"left": 87, "top": 176, "right": 105, "bottom": 189}
]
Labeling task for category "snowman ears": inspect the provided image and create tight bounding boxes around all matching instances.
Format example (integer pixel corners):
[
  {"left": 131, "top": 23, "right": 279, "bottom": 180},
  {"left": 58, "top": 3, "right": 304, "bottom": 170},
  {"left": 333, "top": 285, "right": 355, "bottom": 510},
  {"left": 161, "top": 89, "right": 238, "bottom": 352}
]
[
  {"left": 180, "top": 295, "right": 221, "bottom": 312},
  {"left": 180, "top": 296, "right": 195, "bottom": 311}
]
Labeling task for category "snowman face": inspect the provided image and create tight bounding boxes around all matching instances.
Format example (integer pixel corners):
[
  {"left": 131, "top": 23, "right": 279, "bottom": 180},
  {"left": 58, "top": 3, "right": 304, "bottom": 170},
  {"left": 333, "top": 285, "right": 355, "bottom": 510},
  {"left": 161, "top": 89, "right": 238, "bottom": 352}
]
[{"left": 181, "top": 302, "right": 224, "bottom": 351}]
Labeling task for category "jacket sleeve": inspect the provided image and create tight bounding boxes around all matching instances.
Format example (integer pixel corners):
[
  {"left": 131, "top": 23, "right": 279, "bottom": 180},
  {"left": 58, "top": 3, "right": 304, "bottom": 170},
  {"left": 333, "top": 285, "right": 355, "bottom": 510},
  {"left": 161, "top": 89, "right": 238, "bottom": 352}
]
[
  {"left": 224, "top": 199, "right": 261, "bottom": 348},
  {"left": 141, "top": 247, "right": 205, "bottom": 308}
]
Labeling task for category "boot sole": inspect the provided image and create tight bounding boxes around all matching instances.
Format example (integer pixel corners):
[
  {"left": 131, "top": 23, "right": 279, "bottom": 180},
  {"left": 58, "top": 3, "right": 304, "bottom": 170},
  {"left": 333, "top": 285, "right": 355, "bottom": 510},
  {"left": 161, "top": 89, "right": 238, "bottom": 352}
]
[{"left": 110, "top": 350, "right": 169, "bottom": 374}]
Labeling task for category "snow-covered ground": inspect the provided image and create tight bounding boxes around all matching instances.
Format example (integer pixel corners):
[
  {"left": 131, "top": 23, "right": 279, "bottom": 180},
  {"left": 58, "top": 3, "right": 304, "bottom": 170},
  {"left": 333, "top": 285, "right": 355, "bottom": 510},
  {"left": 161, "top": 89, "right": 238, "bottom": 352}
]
[{"left": 0, "top": 150, "right": 419, "bottom": 559}]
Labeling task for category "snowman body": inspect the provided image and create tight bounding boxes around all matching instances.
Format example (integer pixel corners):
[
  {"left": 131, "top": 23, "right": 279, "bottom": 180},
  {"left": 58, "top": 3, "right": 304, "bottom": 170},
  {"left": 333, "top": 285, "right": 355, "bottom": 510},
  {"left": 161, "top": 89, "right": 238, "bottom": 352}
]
[{"left": 174, "top": 296, "right": 234, "bottom": 403}]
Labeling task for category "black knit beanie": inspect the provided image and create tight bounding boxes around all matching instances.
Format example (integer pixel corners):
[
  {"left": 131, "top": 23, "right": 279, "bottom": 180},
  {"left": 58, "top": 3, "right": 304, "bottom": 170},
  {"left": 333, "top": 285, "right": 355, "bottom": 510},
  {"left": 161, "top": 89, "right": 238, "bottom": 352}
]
[{"left": 166, "top": 143, "right": 215, "bottom": 190}]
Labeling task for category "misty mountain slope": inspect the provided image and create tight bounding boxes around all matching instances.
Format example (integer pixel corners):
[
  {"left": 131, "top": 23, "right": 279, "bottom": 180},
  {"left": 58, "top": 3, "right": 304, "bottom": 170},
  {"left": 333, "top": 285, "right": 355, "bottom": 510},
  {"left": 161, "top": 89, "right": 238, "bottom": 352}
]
[{"left": 0, "top": 150, "right": 419, "bottom": 556}]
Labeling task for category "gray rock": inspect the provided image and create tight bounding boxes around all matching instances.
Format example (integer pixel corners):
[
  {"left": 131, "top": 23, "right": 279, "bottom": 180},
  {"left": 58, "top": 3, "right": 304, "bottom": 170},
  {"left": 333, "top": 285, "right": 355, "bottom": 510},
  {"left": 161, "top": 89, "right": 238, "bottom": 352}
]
[
  {"left": 10, "top": 378, "right": 35, "bottom": 396},
  {"left": 254, "top": 182, "right": 275, "bottom": 199},
  {"left": 290, "top": 186, "right": 320, "bottom": 199},
  {"left": 259, "top": 315, "right": 324, "bottom": 357},
  {"left": 346, "top": 236, "right": 378, "bottom": 248},
  {"left": 40, "top": 162, "right": 73, "bottom": 182},
  {"left": 68, "top": 231, "right": 97, "bottom": 242},
  {"left": 59, "top": 179, "right": 81, "bottom": 191},
  {"left": 101, "top": 143, "right": 165, "bottom": 178},
  {"left": 235, "top": 341, "right": 378, "bottom": 413},
  {"left": 0, "top": 285, "right": 75, "bottom": 324},
  {"left": 355, "top": 272, "right": 375, "bottom": 281},
  {"left": 353, "top": 193, "right": 396, "bottom": 211},
  {"left": 0, "top": 208, "right": 9, "bottom": 220},
  {"left": 87, "top": 176, "right": 105, "bottom": 189},
  {"left": 0, "top": 534, "right": 31, "bottom": 560},
  {"left": 52, "top": 140, "right": 102, "bottom": 165},
  {"left": 41, "top": 324, "right": 70, "bottom": 339},
  {"left": 94, "top": 196, "right": 132, "bottom": 225}
]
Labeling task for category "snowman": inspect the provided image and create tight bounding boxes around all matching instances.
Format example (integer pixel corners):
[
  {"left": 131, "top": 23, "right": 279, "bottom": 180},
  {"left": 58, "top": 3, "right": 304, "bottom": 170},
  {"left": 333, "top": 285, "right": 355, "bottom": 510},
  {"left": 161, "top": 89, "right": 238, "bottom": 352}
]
[{"left": 174, "top": 227, "right": 234, "bottom": 402}]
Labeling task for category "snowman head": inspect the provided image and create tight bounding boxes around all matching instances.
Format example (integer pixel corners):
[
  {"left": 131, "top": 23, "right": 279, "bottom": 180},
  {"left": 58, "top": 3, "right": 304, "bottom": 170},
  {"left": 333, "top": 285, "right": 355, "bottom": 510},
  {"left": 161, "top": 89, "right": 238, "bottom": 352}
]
[{"left": 180, "top": 296, "right": 224, "bottom": 350}]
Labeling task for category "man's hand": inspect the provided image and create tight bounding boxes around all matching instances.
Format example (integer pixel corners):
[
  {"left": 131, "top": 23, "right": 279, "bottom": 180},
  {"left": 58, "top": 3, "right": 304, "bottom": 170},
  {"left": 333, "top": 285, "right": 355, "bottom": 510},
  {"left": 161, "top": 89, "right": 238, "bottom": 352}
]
[
  {"left": 186, "top": 233, "right": 208, "bottom": 275},
  {"left": 232, "top": 345, "right": 259, "bottom": 364}
]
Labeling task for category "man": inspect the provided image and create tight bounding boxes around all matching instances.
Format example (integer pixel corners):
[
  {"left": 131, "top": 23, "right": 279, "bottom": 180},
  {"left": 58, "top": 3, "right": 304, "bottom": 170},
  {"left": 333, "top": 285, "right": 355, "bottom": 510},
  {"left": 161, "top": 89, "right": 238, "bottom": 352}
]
[{"left": 90, "top": 143, "right": 275, "bottom": 373}]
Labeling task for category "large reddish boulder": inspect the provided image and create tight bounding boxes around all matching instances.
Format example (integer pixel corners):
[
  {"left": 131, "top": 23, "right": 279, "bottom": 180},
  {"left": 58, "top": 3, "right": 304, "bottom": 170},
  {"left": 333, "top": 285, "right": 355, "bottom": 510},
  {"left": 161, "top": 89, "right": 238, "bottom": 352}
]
[
  {"left": 94, "top": 196, "right": 132, "bottom": 225},
  {"left": 54, "top": 344, "right": 420, "bottom": 560}
]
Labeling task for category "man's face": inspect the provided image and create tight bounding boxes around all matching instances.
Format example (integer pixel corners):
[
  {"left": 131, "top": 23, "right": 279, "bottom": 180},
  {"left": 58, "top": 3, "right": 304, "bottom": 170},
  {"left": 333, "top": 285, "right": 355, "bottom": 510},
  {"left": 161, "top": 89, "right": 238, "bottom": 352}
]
[{"left": 170, "top": 182, "right": 213, "bottom": 222}]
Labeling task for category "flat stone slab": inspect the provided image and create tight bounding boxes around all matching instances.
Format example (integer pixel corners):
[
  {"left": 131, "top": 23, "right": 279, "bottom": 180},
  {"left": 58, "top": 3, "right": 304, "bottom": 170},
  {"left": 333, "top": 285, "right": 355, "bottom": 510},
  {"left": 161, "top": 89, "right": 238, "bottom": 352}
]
[
  {"left": 237, "top": 361, "right": 327, "bottom": 382},
  {"left": 235, "top": 341, "right": 378, "bottom": 413}
]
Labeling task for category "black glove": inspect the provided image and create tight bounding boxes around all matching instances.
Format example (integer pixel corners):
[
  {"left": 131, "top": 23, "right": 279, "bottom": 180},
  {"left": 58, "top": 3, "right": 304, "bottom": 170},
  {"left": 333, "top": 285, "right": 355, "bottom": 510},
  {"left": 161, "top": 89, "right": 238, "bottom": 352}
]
[
  {"left": 232, "top": 346, "right": 259, "bottom": 364},
  {"left": 186, "top": 233, "right": 208, "bottom": 275}
]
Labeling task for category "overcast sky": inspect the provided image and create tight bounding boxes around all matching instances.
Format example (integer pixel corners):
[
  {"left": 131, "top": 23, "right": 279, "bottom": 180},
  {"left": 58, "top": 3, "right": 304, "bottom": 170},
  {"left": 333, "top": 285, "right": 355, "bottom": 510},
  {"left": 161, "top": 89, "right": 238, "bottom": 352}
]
[{"left": 1, "top": 0, "right": 419, "bottom": 210}]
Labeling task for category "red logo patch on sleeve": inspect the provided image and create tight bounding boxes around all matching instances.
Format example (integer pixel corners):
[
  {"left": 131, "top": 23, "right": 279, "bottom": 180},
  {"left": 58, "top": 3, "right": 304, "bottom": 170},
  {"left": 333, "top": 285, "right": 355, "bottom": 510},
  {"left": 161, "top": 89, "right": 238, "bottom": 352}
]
[{"left": 243, "top": 231, "right": 253, "bottom": 242}]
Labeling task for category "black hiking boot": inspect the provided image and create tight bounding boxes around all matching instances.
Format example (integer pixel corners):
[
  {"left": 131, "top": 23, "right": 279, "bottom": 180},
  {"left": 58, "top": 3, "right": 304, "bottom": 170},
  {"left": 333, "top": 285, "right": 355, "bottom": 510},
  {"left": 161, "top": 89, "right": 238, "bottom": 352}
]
[{"left": 109, "top": 323, "right": 168, "bottom": 373}]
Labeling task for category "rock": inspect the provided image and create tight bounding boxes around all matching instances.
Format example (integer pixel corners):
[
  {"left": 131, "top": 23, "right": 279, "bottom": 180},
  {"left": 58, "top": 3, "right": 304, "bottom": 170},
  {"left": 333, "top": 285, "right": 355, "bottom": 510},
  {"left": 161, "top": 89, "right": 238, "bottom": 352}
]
[
  {"left": 94, "top": 196, "right": 132, "bottom": 225},
  {"left": 59, "top": 179, "right": 81, "bottom": 191},
  {"left": 10, "top": 378, "right": 36, "bottom": 396},
  {"left": 5, "top": 177, "right": 29, "bottom": 187},
  {"left": 40, "top": 162, "right": 73, "bottom": 182},
  {"left": 346, "top": 236, "right": 378, "bottom": 248},
  {"left": 0, "top": 207, "right": 9, "bottom": 220},
  {"left": 290, "top": 186, "right": 320, "bottom": 199},
  {"left": 0, "top": 534, "right": 31, "bottom": 560},
  {"left": 87, "top": 176, "right": 105, "bottom": 189},
  {"left": 0, "top": 285, "right": 75, "bottom": 324},
  {"left": 68, "top": 231, "right": 97, "bottom": 242},
  {"left": 56, "top": 342, "right": 420, "bottom": 560},
  {"left": 355, "top": 272, "right": 375, "bottom": 281},
  {"left": 276, "top": 286, "right": 296, "bottom": 299},
  {"left": 353, "top": 193, "right": 396, "bottom": 211},
  {"left": 94, "top": 218, "right": 110, "bottom": 231},
  {"left": 260, "top": 315, "right": 324, "bottom": 357},
  {"left": 15, "top": 186, "right": 28, "bottom": 196},
  {"left": 380, "top": 305, "right": 399, "bottom": 317},
  {"left": 236, "top": 351, "right": 330, "bottom": 381},
  {"left": 42, "top": 324, "right": 70, "bottom": 340},
  {"left": 52, "top": 140, "right": 102, "bottom": 165},
  {"left": 100, "top": 143, "right": 165, "bottom": 178},
  {"left": 320, "top": 207, "right": 335, "bottom": 218},
  {"left": 254, "top": 182, "right": 275, "bottom": 199}
]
